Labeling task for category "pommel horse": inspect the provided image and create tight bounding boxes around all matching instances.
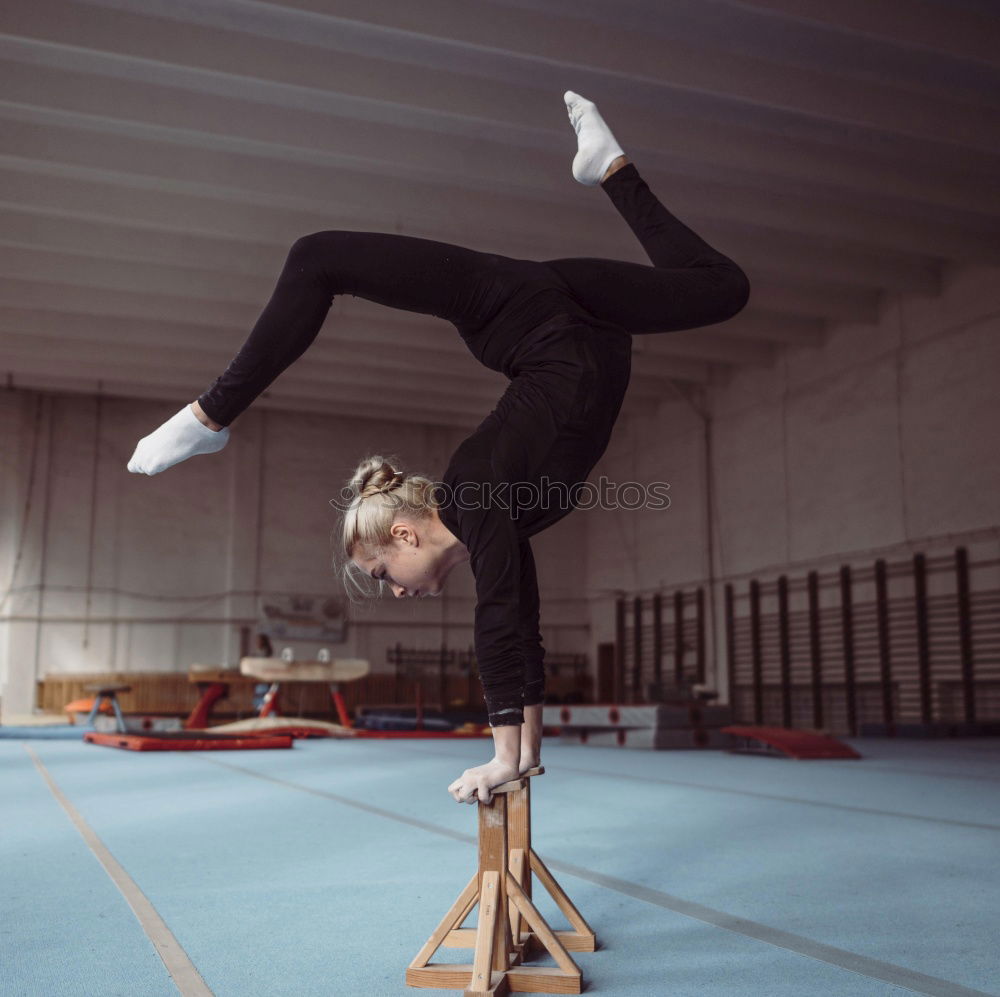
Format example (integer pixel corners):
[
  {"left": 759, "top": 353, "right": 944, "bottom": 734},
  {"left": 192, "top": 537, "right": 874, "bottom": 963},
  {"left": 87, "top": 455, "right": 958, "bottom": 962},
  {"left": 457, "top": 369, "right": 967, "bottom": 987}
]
[
  {"left": 238, "top": 655, "right": 369, "bottom": 727},
  {"left": 407, "top": 768, "right": 596, "bottom": 996}
]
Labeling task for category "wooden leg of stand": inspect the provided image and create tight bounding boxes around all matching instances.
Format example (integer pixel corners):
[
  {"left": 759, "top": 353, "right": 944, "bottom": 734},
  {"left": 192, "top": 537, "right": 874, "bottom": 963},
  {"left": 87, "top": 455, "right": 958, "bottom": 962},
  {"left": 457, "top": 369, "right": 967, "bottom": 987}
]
[
  {"left": 466, "top": 793, "right": 512, "bottom": 997},
  {"left": 506, "top": 874, "right": 580, "bottom": 978},
  {"left": 507, "top": 781, "right": 532, "bottom": 900},
  {"left": 469, "top": 870, "right": 501, "bottom": 995},
  {"left": 409, "top": 874, "right": 478, "bottom": 970},
  {"left": 508, "top": 848, "right": 526, "bottom": 945},
  {"left": 508, "top": 772, "right": 596, "bottom": 956},
  {"left": 479, "top": 795, "right": 513, "bottom": 971},
  {"left": 530, "top": 849, "right": 597, "bottom": 950},
  {"left": 507, "top": 779, "right": 531, "bottom": 949}
]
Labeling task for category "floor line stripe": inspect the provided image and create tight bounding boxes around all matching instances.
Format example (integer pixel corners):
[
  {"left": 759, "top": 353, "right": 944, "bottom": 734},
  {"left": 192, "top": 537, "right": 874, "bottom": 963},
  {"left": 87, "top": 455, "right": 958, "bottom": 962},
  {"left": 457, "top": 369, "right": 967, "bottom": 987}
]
[
  {"left": 823, "top": 764, "right": 1000, "bottom": 785},
  {"left": 390, "top": 743, "right": 1000, "bottom": 831},
  {"left": 195, "top": 755, "right": 995, "bottom": 997},
  {"left": 525, "top": 761, "right": 1000, "bottom": 832},
  {"left": 542, "top": 858, "right": 998, "bottom": 997},
  {"left": 24, "top": 745, "right": 214, "bottom": 997}
]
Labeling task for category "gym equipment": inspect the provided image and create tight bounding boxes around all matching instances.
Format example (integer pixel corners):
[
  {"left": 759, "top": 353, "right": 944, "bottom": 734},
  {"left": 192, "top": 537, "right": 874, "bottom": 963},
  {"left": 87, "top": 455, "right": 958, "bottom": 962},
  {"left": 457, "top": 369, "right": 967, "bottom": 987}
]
[
  {"left": 82, "top": 684, "right": 129, "bottom": 732},
  {"left": 207, "top": 716, "right": 354, "bottom": 739},
  {"left": 722, "top": 725, "right": 861, "bottom": 759},
  {"left": 354, "top": 709, "right": 454, "bottom": 731},
  {"left": 75, "top": 684, "right": 184, "bottom": 735},
  {"left": 185, "top": 667, "right": 251, "bottom": 728},
  {"left": 238, "top": 655, "right": 369, "bottom": 728},
  {"left": 63, "top": 695, "right": 116, "bottom": 724},
  {"left": 407, "top": 768, "right": 594, "bottom": 995},
  {"left": 545, "top": 701, "right": 733, "bottom": 750},
  {"left": 83, "top": 730, "right": 293, "bottom": 751},
  {"left": 85, "top": 661, "right": 370, "bottom": 750},
  {"left": 349, "top": 698, "right": 491, "bottom": 739}
]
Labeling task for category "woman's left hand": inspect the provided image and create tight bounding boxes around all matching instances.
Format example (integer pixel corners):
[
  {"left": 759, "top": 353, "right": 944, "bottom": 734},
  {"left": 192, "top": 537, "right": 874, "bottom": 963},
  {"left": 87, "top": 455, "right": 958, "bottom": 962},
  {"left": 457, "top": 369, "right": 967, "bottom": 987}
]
[{"left": 448, "top": 757, "right": 519, "bottom": 804}]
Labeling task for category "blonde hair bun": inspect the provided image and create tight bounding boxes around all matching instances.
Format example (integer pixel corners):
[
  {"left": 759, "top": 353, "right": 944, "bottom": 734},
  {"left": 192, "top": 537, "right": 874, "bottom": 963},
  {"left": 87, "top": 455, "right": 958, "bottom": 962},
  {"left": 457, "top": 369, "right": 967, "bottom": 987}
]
[
  {"left": 336, "top": 453, "right": 440, "bottom": 600},
  {"left": 353, "top": 458, "right": 405, "bottom": 500}
]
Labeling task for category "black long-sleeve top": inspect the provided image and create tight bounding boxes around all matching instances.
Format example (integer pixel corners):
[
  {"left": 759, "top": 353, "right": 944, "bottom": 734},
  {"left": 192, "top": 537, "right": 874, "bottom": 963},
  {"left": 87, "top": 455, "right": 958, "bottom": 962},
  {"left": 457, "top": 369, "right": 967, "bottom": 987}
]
[{"left": 437, "top": 284, "right": 634, "bottom": 726}]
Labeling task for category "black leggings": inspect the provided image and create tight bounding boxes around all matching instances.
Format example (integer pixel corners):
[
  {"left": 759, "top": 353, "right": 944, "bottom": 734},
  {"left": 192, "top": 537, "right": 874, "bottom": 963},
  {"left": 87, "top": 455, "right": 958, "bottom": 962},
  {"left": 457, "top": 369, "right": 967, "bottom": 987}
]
[{"left": 197, "top": 163, "right": 749, "bottom": 426}]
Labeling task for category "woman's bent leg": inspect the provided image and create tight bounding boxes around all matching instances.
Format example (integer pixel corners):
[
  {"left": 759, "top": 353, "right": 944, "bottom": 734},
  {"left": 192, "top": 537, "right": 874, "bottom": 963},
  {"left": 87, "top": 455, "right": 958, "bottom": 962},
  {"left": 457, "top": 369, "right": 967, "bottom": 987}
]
[
  {"left": 544, "top": 163, "right": 750, "bottom": 334},
  {"left": 198, "top": 231, "right": 521, "bottom": 426}
]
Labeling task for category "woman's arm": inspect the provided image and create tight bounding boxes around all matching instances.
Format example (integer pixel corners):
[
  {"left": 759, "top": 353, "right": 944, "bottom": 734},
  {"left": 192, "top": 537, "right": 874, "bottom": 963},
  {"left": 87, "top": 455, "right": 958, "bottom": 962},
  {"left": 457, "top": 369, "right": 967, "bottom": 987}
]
[{"left": 444, "top": 460, "right": 530, "bottom": 802}]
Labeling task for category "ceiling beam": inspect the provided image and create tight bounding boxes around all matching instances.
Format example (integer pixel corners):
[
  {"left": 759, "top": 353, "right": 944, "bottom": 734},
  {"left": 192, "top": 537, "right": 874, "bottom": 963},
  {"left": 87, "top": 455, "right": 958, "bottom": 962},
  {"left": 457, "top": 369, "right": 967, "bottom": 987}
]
[
  {"left": 41, "top": 0, "right": 1000, "bottom": 155},
  {"left": 2, "top": 104, "right": 997, "bottom": 265},
  {"left": 0, "top": 239, "right": 778, "bottom": 349},
  {"left": 2, "top": 0, "right": 998, "bottom": 208},
  {"left": 0, "top": 228, "right": 895, "bottom": 339},
  {"left": 0, "top": 45, "right": 996, "bottom": 223},
  {"left": 0, "top": 213, "right": 838, "bottom": 352},
  {"left": 4, "top": 365, "right": 482, "bottom": 431},
  {"left": 3, "top": 346, "right": 687, "bottom": 432},
  {"left": 0, "top": 333, "right": 497, "bottom": 416},
  {"left": 1, "top": 152, "right": 988, "bottom": 337},
  {"left": 0, "top": 198, "right": 941, "bottom": 313},
  {"left": 0, "top": 276, "right": 714, "bottom": 380},
  {"left": 718, "top": 313, "right": 825, "bottom": 349},
  {"left": 728, "top": 0, "right": 1000, "bottom": 66}
]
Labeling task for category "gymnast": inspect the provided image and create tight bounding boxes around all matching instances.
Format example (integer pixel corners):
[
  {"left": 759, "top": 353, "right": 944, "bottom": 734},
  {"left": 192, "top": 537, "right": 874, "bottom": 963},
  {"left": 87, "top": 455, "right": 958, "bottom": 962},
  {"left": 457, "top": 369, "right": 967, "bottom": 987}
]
[{"left": 127, "top": 91, "right": 750, "bottom": 805}]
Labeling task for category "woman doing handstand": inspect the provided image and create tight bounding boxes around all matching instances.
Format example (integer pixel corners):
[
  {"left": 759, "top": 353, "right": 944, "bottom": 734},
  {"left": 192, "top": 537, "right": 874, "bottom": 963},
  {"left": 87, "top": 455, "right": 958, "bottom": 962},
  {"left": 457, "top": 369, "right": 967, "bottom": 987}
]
[{"left": 127, "top": 91, "right": 750, "bottom": 804}]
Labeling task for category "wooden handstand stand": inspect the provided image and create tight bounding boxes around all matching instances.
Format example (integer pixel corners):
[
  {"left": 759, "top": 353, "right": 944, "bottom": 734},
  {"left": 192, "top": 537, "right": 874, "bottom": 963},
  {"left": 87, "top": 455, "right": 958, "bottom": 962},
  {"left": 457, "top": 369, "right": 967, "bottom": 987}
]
[{"left": 407, "top": 769, "right": 596, "bottom": 996}]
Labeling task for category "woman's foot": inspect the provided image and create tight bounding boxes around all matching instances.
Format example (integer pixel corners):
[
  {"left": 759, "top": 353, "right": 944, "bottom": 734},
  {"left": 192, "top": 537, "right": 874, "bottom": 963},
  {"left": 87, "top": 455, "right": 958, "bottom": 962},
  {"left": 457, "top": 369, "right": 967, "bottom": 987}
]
[
  {"left": 563, "top": 90, "right": 626, "bottom": 186},
  {"left": 127, "top": 401, "right": 230, "bottom": 475}
]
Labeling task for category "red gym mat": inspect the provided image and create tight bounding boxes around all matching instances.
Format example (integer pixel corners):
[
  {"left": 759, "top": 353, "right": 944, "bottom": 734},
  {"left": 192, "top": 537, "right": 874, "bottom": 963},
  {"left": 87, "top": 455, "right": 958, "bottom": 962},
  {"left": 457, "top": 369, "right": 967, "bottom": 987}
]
[
  {"left": 722, "top": 725, "right": 861, "bottom": 759},
  {"left": 84, "top": 730, "right": 293, "bottom": 751}
]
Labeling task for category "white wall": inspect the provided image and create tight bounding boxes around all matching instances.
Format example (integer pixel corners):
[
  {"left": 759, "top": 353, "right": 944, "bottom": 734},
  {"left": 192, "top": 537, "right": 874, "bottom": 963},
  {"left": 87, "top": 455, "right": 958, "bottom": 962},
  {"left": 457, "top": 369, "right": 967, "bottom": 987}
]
[
  {"left": 0, "top": 390, "right": 589, "bottom": 719},
  {"left": 585, "top": 262, "right": 1000, "bottom": 701},
  {"left": 4, "top": 261, "right": 998, "bottom": 718}
]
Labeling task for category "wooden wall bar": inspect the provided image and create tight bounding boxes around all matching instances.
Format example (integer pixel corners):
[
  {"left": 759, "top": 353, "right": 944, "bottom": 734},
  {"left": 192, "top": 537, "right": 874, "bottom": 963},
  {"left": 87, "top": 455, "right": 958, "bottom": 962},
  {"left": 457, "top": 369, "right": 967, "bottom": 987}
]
[
  {"left": 749, "top": 579, "right": 763, "bottom": 725},
  {"left": 636, "top": 544, "right": 995, "bottom": 735},
  {"left": 874, "top": 558, "right": 896, "bottom": 735},
  {"left": 652, "top": 593, "right": 663, "bottom": 688},
  {"left": 695, "top": 587, "right": 706, "bottom": 686},
  {"left": 673, "top": 591, "right": 684, "bottom": 687},
  {"left": 614, "top": 595, "right": 626, "bottom": 703},
  {"left": 632, "top": 596, "right": 643, "bottom": 704},
  {"left": 955, "top": 546, "right": 976, "bottom": 723},
  {"left": 777, "top": 574, "right": 791, "bottom": 729},
  {"left": 807, "top": 570, "right": 824, "bottom": 731},
  {"left": 913, "top": 553, "right": 932, "bottom": 725},
  {"left": 839, "top": 565, "right": 858, "bottom": 737},
  {"left": 724, "top": 583, "right": 736, "bottom": 707}
]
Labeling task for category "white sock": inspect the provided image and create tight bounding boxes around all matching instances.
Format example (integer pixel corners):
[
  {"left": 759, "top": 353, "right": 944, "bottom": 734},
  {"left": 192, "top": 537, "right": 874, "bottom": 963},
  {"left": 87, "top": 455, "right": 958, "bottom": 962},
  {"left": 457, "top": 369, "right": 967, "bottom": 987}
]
[
  {"left": 564, "top": 90, "right": 625, "bottom": 187},
  {"left": 127, "top": 404, "right": 230, "bottom": 475}
]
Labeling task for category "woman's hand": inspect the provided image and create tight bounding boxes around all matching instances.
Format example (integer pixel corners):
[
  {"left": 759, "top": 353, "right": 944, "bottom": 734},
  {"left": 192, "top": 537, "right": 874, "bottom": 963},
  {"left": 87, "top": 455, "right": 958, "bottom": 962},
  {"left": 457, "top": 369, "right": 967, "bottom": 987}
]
[{"left": 448, "top": 757, "right": 519, "bottom": 805}]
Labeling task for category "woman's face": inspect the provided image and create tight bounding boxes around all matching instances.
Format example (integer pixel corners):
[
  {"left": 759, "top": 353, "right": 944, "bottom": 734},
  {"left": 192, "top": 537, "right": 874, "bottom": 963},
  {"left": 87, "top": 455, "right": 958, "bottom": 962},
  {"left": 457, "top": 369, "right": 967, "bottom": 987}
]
[{"left": 353, "top": 520, "right": 445, "bottom": 599}]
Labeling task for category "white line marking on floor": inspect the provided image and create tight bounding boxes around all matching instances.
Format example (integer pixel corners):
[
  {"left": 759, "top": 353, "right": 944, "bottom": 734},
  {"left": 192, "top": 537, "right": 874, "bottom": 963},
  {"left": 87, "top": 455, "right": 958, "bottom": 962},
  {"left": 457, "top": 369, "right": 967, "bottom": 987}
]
[
  {"left": 24, "top": 745, "right": 214, "bottom": 997},
  {"left": 397, "top": 744, "right": 1000, "bottom": 831},
  {"left": 197, "top": 754, "right": 998, "bottom": 997}
]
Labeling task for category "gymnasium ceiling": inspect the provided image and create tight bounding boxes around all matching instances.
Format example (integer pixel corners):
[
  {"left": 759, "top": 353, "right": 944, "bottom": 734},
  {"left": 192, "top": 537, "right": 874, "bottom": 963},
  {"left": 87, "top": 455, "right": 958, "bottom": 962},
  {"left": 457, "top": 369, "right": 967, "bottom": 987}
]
[{"left": 1, "top": 0, "right": 999, "bottom": 429}]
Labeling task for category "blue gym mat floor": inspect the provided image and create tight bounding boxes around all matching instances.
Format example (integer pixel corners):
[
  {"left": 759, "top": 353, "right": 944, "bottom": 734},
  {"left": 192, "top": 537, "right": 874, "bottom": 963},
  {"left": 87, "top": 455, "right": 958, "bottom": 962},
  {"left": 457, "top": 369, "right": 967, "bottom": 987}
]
[{"left": 3, "top": 734, "right": 998, "bottom": 996}]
